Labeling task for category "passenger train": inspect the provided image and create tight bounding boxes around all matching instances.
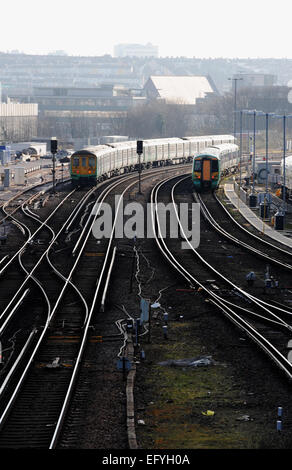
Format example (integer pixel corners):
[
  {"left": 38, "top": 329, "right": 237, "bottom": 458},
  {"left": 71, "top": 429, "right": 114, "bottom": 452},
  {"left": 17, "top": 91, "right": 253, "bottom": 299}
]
[
  {"left": 192, "top": 143, "right": 239, "bottom": 191},
  {"left": 70, "top": 135, "right": 236, "bottom": 187}
]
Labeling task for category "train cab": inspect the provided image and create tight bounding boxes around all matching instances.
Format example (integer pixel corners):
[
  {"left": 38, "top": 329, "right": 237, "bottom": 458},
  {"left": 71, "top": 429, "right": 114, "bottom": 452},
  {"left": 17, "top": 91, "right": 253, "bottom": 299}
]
[
  {"left": 192, "top": 155, "right": 219, "bottom": 191},
  {"left": 71, "top": 151, "right": 97, "bottom": 186}
]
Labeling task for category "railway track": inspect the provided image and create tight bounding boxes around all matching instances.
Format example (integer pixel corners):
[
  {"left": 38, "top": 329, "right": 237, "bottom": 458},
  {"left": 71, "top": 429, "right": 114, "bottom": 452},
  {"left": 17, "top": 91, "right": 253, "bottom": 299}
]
[
  {"left": 0, "top": 164, "right": 191, "bottom": 448},
  {"left": 150, "top": 174, "right": 292, "bottom": 383}
]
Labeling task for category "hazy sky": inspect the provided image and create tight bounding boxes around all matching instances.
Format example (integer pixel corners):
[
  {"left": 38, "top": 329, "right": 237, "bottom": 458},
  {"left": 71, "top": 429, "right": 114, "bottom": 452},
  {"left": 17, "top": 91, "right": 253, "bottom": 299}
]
[{"left": 1, "top": 0, "right": 292, "bottom": 58}]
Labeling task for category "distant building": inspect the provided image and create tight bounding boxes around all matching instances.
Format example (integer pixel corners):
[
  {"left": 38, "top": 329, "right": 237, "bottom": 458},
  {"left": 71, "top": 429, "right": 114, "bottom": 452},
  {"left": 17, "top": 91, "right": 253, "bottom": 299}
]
[
  {"left": 33, "top": 85, "right": 142, "bottom": 112},
  {"left": 232, "top": 73, "right": 277, "bottom": 90},
  {"left": 143, "top": 75, "right": 218, "bottom": 105},
  {"left": 9, "top": 142, "right": 47, "bottom": 156},
  {"left": 48, "top": 50, "right": 68, "bottom": 56},
  {"left": 114, "top": 43, "right": 158, "bottom": 58},
  {"left": 0, "top": 98, "right": 38, "bottom": 142}
]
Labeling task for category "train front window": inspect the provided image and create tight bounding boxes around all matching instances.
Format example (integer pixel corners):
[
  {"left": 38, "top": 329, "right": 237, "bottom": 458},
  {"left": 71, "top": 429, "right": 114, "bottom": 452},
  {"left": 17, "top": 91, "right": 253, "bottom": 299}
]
[
  {"left": 73, "top": 157, "right": 79, "bottom": 167},
  {"left": 89, "top": 156, "right": 95, "bottom": 167},
  {"left": 194, "top": 160, "right": 201, "bottom": 171},
  {"left": 82, "top": 157, "right": 87, "bottom": 167},
  {"left": 211, "top": 160, "right": 218, "bottom": 171}
]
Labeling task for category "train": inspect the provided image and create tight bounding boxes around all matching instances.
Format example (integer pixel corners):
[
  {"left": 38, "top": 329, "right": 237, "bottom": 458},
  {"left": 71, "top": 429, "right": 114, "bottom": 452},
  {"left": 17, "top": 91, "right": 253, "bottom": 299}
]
[
  {"left": 281, "top": 155, "right": 292, "bottom": 197},
  {"left": 70, "top": 135, "right": 235, "bottom": 187},
  {"left": 192, "top": 143, "right": 239, "bottom": 191}
]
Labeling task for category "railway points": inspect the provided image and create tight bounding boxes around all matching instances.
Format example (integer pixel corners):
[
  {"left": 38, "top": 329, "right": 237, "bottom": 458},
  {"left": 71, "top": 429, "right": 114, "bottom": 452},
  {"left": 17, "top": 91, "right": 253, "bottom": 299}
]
[{"left": 0, "top": 134, "right": 292, "bottom": 449}]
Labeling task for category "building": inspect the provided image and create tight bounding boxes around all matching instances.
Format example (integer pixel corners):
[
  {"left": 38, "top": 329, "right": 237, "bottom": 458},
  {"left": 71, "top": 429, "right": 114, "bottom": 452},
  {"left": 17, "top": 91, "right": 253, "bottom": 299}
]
[
  {"left": 114, "top": 43, "right": 158, "bottom": 58},
  {"left": 33, "top": 85, "right": 143, "bottom": 112},
  {"left": 143, "top": 76, "right": 218, "bottom": 105},
  {"left": 9, "top": 142, "right": 47, "bottom": 156},
  {"left": 0, "top": 98, "right": 38, "bottom": 142},
  {"left": 232, "top": 73, "right": 277, "bottom": 91}
]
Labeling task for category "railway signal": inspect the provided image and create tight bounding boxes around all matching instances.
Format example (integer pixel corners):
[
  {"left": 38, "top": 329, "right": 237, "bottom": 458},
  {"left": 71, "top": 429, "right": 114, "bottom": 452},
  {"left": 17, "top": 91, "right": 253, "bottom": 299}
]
[
  {"left": 136, "top": 140, "right": 143, "bottom": 194},
  {"left": 51, "top": 137, "right": 58, "bottom": 193}
]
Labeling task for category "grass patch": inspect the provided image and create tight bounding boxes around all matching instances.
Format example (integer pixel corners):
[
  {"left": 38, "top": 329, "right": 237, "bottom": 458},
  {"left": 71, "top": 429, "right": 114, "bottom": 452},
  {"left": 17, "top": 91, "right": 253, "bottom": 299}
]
[{"left": 136, "top": 320, "right": 276, "bottom": 449}]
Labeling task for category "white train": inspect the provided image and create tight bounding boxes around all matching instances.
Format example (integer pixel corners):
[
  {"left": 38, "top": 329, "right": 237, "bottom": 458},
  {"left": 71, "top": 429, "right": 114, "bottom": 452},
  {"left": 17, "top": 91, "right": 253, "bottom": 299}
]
[
  {"left": 282, "top": 155, "right": 292, "bottom": 194},
  {"left": 70, "top": 134, "right": 236, "bottom": 186}
]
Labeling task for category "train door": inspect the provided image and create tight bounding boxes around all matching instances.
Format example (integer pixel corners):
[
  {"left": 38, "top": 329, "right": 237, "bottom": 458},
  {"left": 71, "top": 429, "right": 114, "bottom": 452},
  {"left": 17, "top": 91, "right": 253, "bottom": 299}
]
[
  {"left": 202, "top": 159, "right": 211, "bottom": 180},
  {"left": 202, "top": 158, "right": 211, "bottom": 189}
]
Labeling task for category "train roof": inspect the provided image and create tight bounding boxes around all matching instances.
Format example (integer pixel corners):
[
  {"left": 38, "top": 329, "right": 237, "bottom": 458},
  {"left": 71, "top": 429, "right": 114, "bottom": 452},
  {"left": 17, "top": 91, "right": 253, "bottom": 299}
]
[
  {"left": 195, "top": 143, "right": 238, "bottom": 158},
  {"left": 211, "top": 143, "right": 238, "bottom": 151},
  {"left": 184, "top": 134, "right": 234, "bottom": 141},
  {"left": 71, "top": 145, "right": 112, "bottom": 157},
  {"left": 71, "top": 135, "right": 236, "bottom": 158}
]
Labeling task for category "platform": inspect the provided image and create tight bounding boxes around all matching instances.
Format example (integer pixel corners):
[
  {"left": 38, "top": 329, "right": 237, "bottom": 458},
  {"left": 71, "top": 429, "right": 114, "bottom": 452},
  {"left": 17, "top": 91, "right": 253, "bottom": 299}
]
[{"left": 224, "top": 183, "right": 292, "bottom": 249}]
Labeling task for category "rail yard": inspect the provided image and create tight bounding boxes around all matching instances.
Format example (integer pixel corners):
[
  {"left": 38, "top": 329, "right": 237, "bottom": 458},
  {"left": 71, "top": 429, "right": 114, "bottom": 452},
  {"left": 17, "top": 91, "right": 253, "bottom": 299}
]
[{"left": 0, "top": 135, "right": 292, "bottom": 451}]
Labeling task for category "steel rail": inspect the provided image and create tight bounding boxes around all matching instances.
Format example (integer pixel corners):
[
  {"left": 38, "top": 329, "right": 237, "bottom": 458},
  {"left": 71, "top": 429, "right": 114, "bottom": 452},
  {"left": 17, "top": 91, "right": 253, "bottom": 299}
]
[
  {"left": 0, "top": 165, "right": 187, "bottom": 446},
  {"left": 0, "top": 189, "right": 77, "bottom": 329},
  {"left": 0, "top": 196, "right": 53, "bottom": 332},
  {"left": 214, "top": 192, "right": 292, "bottom": 257},
  {"left": 195, "top": 190, "right": 292, "bottom": 320},
  {"left": 0, "top": 185, "right": 101, "bottom": 335},
  {"left": 150, "top": 174, "right": 292, "bottom": 381},
  {"left": 196, "top": 192, "right": 292, "bottom": 271},
  {"left": 0, "top": 189, "right": 76, "bottom": 277},
  {"left": 0, "top": 187, "right": 99, "bottom": 431},
  {"left": 171, "top": 176, "right": 292, "bottom": 327},
  {"left": 49, "top": 165, "right": 189, "bottom": 448}
]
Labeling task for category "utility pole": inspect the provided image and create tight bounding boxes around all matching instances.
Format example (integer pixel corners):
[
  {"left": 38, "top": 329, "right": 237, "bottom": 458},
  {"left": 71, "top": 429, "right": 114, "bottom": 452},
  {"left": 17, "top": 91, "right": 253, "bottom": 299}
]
[{"left": 228, "top": 77, "right": 243, "bottom": 139}]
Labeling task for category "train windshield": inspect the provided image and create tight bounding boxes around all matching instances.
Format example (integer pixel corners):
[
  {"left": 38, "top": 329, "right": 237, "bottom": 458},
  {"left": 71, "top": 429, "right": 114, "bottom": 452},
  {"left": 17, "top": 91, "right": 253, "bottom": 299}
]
[
  {"left": 211, "top": 160, "right": 219, "bottom": 171},
  {"left": 73, "top": 157, "right": 79, "bottom": 166},
  {"left": 88, "top": 156, "right": 95, "bottom": 167},
  {"left": 194, "top": 160, "right": 201, "bottom": 171}
]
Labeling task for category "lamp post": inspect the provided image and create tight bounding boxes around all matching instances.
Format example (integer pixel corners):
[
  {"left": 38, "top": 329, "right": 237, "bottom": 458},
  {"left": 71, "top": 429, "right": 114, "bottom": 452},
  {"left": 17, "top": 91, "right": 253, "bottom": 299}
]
[
  {"left": 243, "top": 110, "right": 265, "bottom": 194},
  {"left": 252, "top": 110, "right": 256, "bottom": 194},
  {"left": 263, "top": 113, "right": 275, "bottom": 195},
  {"left": 239, "top": 110, "right": 243, "bottom": 187},
  {"left": 228, "top": 77, "right": 243, "bottom": 139},
  {"left": 234, "top": 109, "right": 245, "bottom": 188}
]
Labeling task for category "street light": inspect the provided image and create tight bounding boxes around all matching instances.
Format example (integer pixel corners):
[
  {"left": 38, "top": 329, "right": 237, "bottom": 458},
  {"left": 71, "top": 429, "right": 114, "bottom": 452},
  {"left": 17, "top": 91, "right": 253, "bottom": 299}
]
[
  {"left": 228, "top": 77, "right": 243, "bottom": 139},
  {"left": 263, "top": 112, "right": 275, "bottom": 194},
  {"left": 271, "top": 113, "right": 292, "bottom": 213},
  {"left": 235, "top": 109, "right": 248, "bottom": 187}
]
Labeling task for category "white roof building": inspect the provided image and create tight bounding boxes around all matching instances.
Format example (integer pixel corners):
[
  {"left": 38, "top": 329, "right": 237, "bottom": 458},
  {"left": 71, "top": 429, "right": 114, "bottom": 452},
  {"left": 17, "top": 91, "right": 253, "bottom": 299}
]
[{"left": 144, "top": 76, "right": 217, "bottom": 105}]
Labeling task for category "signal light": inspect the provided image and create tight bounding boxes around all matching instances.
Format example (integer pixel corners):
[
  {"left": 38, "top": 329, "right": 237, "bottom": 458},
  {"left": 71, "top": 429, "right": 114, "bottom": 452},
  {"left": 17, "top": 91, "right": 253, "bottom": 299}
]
[
  {"left": 51, "top": 138, "right": 58, "bottom": 154},
  {"left": 137, "top": 140, "right": 143, "bottom": 155}
]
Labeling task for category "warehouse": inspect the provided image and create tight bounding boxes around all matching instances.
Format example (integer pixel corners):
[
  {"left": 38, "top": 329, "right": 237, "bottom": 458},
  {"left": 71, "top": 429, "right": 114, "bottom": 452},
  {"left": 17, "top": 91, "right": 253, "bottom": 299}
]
[{"left": 143, "top": 75, "right": 218, "bottom": 105}]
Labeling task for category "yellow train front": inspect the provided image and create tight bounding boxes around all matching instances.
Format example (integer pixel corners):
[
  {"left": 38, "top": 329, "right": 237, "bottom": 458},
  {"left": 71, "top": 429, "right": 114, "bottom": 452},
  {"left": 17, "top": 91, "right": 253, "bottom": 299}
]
[
  {"left": 192, "top": 144, "right": 239, "bottom": 192},
  {"left": 192, "top": 152, "right": 220, "bottom": 191},
  {"left": 70, "top": 151, "right": 97, "bottom": 186}
]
